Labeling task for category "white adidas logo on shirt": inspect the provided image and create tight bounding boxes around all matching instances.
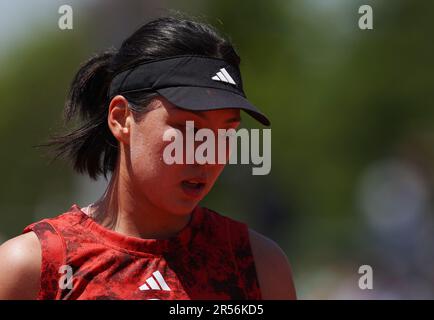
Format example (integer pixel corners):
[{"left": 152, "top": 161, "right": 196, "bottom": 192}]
[
  {"left": 211, "top": 67, "right": 236, "bottom": 85},
  {"left": 139, "top": 270, "right": 171, "bottom": 291}
]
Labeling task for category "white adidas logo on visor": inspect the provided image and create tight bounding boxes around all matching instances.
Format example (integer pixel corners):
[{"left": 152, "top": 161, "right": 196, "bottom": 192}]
[
  {"left": 139, "top": 270, "right": 171, "bottom": 291},
  {"left": 211, "top": 67, "right": 236, "bottom": 85}
]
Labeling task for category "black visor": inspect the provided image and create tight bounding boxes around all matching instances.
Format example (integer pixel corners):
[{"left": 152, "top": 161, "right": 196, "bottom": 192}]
[{"left": 109, "top": 55, "right": 270, "bottom": 126}]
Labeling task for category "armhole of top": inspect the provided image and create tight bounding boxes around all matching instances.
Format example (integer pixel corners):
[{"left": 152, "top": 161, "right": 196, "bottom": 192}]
[
  {"left": 225, "top": 218, "right": 262, "bottom": 300},
  {"left": 23, "top": 220, "right": 66, "bottom": 300}
]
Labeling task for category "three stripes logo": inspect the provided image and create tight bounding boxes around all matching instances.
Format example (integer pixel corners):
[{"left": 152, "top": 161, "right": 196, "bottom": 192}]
[
  {"left": 211, "top": 67, "right": 237, "bottom": 85},
  {"left": 139, "top": 270, "right": 171, "bottom": 291}
]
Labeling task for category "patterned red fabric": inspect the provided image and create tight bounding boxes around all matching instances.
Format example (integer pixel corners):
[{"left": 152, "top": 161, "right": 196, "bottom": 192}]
[{"left": 22, "top": 204, "right": 262, "bottom": 300}]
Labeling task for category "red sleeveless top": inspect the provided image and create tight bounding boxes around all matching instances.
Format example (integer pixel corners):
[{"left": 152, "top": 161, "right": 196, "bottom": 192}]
[{"left": 22, "top": 204, "right": 262, "bottom": 300}]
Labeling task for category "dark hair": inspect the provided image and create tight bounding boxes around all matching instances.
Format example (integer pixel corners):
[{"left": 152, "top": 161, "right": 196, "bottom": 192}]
[{"left": 47, "top": 16, "right": 241, "bottom": 180}]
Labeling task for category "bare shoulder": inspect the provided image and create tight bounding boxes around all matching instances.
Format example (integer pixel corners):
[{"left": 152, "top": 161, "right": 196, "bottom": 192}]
[
  {"left": 248, "top": 229, "right": 297, "bottom": 300},
  {"left": 0, "top": 232, "right": 41, "bottom": 300}
]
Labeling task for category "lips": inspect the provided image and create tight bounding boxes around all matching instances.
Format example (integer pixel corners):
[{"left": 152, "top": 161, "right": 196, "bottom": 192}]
[{"left": 181, "top": 178, "right": 206, "bottom": 198}]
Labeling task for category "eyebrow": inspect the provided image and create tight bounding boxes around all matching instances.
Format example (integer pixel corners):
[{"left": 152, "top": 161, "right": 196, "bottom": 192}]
[
  {"left": 224, "top": 116, "right": 242, "bottom": 124},
  {"left": 172, "top": 109, "right": 241, "bottom": 124}
]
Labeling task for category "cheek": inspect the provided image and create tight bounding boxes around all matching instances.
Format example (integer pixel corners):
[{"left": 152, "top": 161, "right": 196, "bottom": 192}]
[
  {"left": 129, "top": 124, "right": 172, "bottom": 181},
  {"left": 127, "top": 119, "right": 227, "bottom": 196}
]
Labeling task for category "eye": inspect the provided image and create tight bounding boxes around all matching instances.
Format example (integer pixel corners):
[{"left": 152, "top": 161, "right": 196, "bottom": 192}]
[{"left": 172, "top": 122, "right": 200, "bottom": 134}]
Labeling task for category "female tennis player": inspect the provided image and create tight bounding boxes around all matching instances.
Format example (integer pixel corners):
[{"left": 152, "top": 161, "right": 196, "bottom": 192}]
[{"left": 0, "top": 16, "right": 296, "bottom": 300}]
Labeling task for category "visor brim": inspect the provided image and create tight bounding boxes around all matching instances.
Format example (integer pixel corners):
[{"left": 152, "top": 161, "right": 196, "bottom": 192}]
[{"left": 156, "top": 86, "right": 270, "bottom": 126}]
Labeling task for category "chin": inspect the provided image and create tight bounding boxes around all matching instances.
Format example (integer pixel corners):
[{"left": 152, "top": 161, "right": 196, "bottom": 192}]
[{"left": 166, "top": 199, "right": 200, "bottom": 216}]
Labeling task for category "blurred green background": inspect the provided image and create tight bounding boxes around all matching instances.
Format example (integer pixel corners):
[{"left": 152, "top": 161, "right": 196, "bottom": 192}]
[{"left": 1, "top": 0, "right": 433, "bottom": 299}]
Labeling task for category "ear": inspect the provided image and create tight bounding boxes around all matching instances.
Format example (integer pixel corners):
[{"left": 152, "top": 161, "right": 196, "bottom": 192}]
[{"left": 108, "top": 95, "right": 133, "bottom": 145}]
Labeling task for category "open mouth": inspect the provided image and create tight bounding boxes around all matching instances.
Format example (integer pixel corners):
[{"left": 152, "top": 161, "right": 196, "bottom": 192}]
[{"left": 181, "top": 179, "right": 206, "bottom": 198}]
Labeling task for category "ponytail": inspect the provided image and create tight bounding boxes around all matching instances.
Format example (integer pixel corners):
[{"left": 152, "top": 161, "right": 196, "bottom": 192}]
[{"left": 47, "top": 50, "right": 118, "bottom": 180}]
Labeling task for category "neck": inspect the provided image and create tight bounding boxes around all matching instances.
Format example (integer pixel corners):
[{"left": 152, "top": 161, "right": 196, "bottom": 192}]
[{"left": 90, "top": 168, "right": 191, "bottom": 240}]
